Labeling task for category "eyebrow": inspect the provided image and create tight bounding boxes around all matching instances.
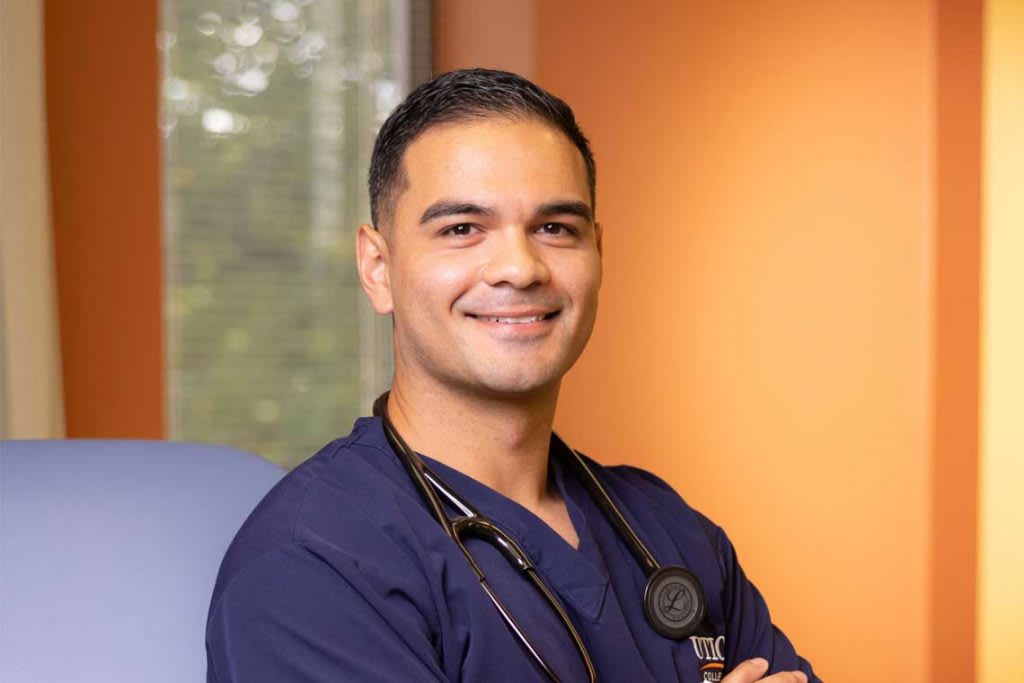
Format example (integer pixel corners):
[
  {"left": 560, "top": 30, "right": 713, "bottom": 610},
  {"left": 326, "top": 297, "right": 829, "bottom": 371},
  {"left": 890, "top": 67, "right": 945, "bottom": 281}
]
[
  {"left": 418, "top": 198, "right": 594, "bottom": 225},
  {"left": 535, "top": 200, "right": 594, "bottom": 224},
  {"left": 419, "top": 201, "right": 497, "bottom": 225}
]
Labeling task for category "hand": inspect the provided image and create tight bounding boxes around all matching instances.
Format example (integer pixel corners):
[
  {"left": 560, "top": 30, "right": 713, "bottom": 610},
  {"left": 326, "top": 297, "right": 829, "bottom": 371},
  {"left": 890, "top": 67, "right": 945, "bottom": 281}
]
[{"left": 721, "top": 657, "right": 808, "bottom": 683}]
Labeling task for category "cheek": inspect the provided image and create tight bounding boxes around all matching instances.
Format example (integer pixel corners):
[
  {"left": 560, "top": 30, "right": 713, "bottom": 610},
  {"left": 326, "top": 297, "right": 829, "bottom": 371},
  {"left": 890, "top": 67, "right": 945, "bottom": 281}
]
[
  {"left": 564, "top": 255, "right": 603, "bottom": 307},
  {"left": 431, "top": 260, "right": 474, "bottom": 291},
  {"left": 395, "top": 252, "right": 477, "bottom": 311}
]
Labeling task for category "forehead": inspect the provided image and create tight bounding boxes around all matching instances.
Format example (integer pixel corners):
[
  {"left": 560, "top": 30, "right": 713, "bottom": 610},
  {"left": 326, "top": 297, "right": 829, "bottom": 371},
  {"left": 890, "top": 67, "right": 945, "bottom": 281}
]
[{"left": 395, "top": 118, "right": 591, "bottom": 219}]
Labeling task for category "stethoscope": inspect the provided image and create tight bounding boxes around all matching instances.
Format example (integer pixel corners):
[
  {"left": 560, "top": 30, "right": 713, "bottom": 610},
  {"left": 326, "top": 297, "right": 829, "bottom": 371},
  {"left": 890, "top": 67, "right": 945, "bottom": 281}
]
[{"left": 373, "top": 393, "right": 708, "bottom": 682}]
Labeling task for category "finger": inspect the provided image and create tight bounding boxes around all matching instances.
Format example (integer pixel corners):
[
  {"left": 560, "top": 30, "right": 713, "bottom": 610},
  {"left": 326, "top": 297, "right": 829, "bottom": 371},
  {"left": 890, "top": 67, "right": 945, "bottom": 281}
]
[
  {"left": 760, "top": 671, "right": 808, "bottom": 683},
  {"left": 721, "top": 658, "right": 769, "bottom": 683},
  {"left": 721, "top": 659, "right": 810, "bottom": 683}
]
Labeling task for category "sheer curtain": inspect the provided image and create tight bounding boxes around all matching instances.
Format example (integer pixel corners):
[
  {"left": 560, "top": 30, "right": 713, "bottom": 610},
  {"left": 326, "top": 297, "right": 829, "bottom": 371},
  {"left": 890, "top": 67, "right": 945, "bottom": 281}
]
[{"left": 0, "top": 0, "right": 65, "bottom": 439}]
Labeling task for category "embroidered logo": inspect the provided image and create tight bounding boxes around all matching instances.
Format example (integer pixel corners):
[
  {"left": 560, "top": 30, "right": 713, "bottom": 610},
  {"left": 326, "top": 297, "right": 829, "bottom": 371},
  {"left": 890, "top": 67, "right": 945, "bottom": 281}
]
[{"left": 689, "top": 635, "right": 726, "bottom": 682}]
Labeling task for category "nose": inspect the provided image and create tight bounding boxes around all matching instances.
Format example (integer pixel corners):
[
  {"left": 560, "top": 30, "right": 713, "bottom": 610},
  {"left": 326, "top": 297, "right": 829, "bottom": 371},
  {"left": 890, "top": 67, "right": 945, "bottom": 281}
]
[{"left": 480, "top": 228, "right": 551, "bottom": 289}]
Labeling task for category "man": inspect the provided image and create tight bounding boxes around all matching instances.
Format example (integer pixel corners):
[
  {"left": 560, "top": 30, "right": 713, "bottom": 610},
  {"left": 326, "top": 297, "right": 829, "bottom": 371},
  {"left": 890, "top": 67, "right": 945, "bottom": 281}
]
[{"left": 207, "top": 69, "right": 820, "bottom": 682}]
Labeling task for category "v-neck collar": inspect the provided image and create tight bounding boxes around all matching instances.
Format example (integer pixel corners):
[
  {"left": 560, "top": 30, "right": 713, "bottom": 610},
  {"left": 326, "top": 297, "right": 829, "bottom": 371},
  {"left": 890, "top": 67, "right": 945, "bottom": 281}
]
[
  {"left": 358, "top": 418, "right": 610, "bottom": 621},
  {"left": 422, "top": 450, "right": 609, "bottom": 622}
]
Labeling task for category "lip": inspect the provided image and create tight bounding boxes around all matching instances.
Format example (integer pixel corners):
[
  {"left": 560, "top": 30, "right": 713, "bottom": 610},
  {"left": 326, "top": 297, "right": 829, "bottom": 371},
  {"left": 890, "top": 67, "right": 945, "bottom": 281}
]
[
  {"left": 464, "top": 310, "right": 561, "bottom": 322},
  {"left": 463, "top": 309, "right": 562, "bottom": 334},
  {"left": 466, "top": 309, "right": 561, "bottom": 321}
]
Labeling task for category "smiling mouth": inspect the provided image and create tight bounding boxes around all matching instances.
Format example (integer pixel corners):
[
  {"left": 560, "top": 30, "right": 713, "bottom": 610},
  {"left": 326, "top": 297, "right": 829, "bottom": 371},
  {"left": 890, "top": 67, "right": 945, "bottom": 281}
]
[{"left": 466, "top": 311, "right": 561, "bottom": 324}]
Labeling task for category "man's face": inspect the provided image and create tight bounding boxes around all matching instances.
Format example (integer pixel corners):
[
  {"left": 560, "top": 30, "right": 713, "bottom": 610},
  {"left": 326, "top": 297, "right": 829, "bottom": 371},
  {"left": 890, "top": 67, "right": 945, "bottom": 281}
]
[{"left": 360, "top": 117, "right": 602, "bottom": 399}]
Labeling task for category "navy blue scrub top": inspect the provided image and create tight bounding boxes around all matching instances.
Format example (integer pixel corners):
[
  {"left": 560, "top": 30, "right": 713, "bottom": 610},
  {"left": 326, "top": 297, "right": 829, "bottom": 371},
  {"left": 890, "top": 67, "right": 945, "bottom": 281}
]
[{"left": 207, "top": 417, "right": 820, "bottom": 682}]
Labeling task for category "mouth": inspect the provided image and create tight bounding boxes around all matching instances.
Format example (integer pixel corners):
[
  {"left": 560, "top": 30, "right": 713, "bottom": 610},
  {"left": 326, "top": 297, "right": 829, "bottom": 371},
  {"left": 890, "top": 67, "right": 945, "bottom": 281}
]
[{"left": 465, "top": 311, "right": 561, "bottom": 324}]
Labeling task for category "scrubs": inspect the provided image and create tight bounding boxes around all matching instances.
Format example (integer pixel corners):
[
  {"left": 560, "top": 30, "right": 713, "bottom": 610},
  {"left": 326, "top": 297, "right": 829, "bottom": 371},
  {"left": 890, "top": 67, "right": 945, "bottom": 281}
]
[{"left": 207, "top": 417, "right": 820, "bottom": 682}]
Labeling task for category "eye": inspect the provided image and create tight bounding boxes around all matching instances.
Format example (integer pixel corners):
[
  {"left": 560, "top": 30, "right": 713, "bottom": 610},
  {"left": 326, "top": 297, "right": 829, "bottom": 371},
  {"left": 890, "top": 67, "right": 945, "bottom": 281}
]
[
  {"left": 441, "top": 223, "right": 477, "bottom": 237},
  {"left": 537, "top": 222, "right": 576, "bottom": 236}
]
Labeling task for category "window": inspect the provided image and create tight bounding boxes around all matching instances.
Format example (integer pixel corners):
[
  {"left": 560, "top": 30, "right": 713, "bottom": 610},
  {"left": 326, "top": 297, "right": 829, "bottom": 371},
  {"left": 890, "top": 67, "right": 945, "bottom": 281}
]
[{"left": 160, "top": 0, "right": 430, "bottom": 467}]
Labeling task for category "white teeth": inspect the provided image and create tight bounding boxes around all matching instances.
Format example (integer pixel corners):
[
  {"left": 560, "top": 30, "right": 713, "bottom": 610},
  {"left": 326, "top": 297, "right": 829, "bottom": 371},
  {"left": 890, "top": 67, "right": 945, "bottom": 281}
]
[{"left": 476, "top": 315, "right": 546, "bottom": 324}]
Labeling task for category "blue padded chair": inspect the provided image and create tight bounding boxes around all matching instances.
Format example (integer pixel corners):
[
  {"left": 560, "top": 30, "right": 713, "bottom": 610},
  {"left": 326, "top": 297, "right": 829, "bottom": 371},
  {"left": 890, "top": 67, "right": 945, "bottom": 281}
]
[{"left": 0, "top": 440, "right": 286, "bottom": 682}]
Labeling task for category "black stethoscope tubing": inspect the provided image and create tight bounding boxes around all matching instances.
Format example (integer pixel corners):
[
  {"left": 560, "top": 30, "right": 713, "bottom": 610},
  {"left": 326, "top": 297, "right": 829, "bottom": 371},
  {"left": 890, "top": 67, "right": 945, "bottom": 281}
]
[{"left": 372, "top": 392, "right": 706, "bottom": 682}]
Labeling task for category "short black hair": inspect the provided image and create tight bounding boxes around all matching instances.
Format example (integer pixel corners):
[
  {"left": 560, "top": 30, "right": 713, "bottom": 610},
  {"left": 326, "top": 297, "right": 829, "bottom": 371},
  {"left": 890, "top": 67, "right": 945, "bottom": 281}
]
[{"left": 368, "top": 68, "right": 596, "bottom": 228}]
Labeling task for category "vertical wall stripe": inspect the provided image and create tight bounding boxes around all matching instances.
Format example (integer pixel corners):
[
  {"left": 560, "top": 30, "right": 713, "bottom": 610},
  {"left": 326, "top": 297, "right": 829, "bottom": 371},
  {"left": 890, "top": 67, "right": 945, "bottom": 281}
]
[
  {"left": 977, "top": 0, "right": 1024, "bottom": 679},
  {"left": 45, "top": 0, "right": 164, "bottom": 437},
  {"left": 0, "top": 0, "right": 65, "bottom": 438},
  {"left": 931, "top": 0, "right": 982, "bottom": 678}
]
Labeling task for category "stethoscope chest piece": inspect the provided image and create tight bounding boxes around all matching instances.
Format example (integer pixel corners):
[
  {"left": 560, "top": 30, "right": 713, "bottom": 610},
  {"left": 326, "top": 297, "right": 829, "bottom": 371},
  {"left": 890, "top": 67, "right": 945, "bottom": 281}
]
[{"left": 642, "top": 565, "right": 707, "bottom": 640}]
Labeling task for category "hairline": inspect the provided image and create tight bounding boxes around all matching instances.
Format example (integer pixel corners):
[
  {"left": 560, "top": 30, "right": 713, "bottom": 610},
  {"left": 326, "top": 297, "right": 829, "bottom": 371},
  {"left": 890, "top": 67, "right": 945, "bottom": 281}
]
[{"left": 374, "top": 112, "right": 595, "bottom": 232}]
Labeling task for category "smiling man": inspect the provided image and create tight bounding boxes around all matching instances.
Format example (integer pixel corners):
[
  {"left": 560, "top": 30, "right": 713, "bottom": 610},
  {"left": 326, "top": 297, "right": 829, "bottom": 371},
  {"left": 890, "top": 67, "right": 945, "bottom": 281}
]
[{"left": 206, "top": 69, "right": 820, "bottom": 683}]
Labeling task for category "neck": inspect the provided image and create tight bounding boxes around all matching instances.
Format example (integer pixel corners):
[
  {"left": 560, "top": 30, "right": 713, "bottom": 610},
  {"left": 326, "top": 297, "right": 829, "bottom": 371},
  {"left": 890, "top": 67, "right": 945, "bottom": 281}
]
[{"left": 385, "top": 374, "right": 560, "bottom": 510}]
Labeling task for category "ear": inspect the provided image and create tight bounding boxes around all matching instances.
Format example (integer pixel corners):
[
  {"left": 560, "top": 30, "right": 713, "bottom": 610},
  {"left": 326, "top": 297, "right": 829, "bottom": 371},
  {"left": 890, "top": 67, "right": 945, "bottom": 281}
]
[
  {"left": 594, "top": 221, "right": 604, "bottom": 258},
  {"left": 356, "top": 223, "right": 393, "bottom": 314}
]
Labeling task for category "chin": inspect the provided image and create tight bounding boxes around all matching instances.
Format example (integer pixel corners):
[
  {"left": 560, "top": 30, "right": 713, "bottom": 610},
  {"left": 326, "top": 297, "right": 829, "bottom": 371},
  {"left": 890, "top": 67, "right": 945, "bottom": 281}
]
[{"left": 463, "top": 361, "right": 571, "bottom": 398}]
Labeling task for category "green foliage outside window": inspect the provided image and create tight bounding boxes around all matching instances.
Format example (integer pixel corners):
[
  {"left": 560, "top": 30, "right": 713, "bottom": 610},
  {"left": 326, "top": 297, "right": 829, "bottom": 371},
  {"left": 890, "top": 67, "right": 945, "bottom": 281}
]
[{"left": 161, "top": 0, "right": 410, "bottom": 467}]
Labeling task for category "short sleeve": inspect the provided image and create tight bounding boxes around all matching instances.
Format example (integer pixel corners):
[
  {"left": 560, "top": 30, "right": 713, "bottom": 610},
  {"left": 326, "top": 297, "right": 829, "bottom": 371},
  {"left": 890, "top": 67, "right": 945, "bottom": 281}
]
[{"left": 206, "top": 543, "right": 448, "bottom": 683}]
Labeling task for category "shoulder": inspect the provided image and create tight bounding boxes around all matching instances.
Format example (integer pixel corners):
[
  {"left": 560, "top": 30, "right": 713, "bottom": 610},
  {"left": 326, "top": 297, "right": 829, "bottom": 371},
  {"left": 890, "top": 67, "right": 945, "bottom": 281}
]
[{"left": 210, "top": 418, "right": 434, "bottom": 612}]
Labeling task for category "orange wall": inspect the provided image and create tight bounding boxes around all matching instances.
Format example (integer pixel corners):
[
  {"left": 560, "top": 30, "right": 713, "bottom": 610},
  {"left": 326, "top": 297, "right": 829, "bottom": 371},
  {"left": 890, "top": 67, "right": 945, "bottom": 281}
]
[
  {"left": 46, "top": 0, "right": 165, "bottom": 438},
  {"left": 541, "top": 3, "right": 932, "bottom": 680},
  {"left": 434, "top": 0, "right": 535, "bottom": 77},
  {"left": 439, "top": 1, "right": 982, "bottom": 680}
]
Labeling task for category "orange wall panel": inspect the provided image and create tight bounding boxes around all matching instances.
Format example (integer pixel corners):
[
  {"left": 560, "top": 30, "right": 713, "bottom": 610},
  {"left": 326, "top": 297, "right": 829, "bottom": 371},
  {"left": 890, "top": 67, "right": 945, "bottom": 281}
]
[
  {"left": 533, "top": 1, "right": 938, "bottom": 680},
  {"left": 932, "top": 0, "right": 982, "bottom": 679},
  {"left": 45, "top": 0, "right": 164, "bottom": 437}
]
